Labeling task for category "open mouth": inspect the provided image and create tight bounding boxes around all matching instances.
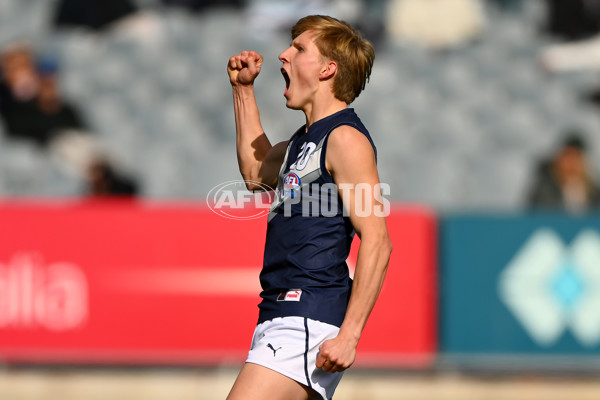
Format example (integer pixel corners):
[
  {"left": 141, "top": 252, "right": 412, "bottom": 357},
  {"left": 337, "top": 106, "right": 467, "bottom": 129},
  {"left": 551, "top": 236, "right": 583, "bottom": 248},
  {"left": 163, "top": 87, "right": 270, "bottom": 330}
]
[{"left": 281, "top": 68, "right": 290, "bottom": 95}]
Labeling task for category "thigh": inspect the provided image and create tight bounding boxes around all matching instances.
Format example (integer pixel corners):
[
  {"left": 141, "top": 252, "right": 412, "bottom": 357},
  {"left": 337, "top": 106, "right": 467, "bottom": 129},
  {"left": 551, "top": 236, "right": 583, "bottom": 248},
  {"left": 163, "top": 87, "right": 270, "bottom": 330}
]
[{"left": 226, "top": 362, "right": 319, "bottom": 400}]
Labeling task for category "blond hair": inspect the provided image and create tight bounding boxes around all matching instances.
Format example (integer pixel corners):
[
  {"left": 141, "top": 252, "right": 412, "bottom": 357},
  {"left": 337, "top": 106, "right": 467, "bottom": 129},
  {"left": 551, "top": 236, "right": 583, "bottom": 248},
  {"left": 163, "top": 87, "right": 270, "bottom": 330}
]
[{"left": 291, "top": 15, "right": 374, "bottom": 104}]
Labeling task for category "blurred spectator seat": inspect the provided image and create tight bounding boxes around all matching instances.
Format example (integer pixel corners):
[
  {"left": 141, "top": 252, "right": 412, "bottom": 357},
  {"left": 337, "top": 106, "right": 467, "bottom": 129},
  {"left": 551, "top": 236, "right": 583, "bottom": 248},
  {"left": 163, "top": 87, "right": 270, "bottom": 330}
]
[{"left": 386, "top": 0, "right": 486, "bottom": 49}]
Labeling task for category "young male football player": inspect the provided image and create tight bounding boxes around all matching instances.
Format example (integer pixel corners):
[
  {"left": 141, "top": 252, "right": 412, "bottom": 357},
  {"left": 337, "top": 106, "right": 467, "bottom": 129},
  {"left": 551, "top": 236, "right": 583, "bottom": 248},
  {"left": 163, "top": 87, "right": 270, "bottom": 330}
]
[{"left": 226, "top": 15, "right": 392, "bottom": 400}]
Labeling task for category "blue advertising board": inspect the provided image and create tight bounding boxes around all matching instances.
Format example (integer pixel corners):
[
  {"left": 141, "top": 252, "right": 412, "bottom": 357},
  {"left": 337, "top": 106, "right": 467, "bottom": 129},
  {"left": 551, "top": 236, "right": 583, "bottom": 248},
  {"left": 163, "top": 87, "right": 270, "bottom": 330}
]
[{"left": 440, "top": 213, "right": 600, "bottom": 357}]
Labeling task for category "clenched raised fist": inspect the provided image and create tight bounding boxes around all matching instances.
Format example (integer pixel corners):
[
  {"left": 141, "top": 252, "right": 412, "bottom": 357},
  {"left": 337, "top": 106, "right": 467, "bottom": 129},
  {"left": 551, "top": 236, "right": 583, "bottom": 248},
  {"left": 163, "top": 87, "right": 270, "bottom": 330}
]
[{"left": 227, "top": 50, "right": 264, "bottom": 86}]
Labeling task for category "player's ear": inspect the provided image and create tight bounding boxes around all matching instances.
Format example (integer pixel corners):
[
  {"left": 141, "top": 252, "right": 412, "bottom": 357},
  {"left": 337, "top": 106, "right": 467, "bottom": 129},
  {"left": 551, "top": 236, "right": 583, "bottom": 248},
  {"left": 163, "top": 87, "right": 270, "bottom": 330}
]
[{"left": 320, "top": 60, "right": 337, "bottom": 80}]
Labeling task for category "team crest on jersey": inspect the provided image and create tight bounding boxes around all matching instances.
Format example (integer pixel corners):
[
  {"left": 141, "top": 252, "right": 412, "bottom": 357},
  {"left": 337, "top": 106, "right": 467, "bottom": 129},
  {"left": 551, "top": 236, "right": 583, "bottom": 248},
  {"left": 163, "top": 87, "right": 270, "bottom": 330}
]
[{"left": 283, "top": 172, "right": 301, "bottom": 198}]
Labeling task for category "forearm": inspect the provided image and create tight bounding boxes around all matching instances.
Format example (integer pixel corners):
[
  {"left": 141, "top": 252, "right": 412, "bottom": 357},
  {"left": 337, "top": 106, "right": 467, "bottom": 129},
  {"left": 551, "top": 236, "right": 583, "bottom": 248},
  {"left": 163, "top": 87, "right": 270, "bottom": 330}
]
[
  {"left": 338, "top": 234, "right": 392, "bottom": 344},
  {"left": 232, "top": 84, "right": 272, "bottom": 184}
]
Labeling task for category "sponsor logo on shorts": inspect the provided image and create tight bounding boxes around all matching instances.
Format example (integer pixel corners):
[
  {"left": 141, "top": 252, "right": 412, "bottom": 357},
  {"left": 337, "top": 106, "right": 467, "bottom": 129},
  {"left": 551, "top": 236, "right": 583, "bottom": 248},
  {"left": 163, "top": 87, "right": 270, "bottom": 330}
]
[
  {"left": 277, "top": 289, "right": 302, "bottom": 302},
  {"left": 267, "top": 343, "right": 282, "bottom": 357}
]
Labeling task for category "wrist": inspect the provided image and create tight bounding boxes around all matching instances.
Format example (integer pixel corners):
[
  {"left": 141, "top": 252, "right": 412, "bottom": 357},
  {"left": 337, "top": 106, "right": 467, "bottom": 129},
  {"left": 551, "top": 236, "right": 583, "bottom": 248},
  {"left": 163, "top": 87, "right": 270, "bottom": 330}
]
[
  {"left": 232, "top": 83, "right": 256, "bottom": 100},
  {"left": 337, "top": 326, "right": 361, "bottom": 347},
  {"left": 233, "top": 86, "right": 258, "bottom": 109},
  {"left": 231, "top": 82, "right": 254, "bottom": 91}
]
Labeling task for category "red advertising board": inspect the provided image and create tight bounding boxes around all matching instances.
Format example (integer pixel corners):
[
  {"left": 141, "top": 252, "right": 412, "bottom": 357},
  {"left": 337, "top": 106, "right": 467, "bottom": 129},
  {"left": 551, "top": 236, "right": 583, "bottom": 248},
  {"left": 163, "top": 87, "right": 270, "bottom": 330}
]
[{"left": 0, "top": 201, "right": 436, "bottom": 367}]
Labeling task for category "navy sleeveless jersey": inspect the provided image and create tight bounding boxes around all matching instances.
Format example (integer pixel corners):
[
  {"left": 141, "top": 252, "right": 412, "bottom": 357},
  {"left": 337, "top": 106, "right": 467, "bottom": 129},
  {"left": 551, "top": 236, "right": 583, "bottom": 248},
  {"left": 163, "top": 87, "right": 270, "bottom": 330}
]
[{"left": 258, "top": 108, "right": 376, "bottom": 327}]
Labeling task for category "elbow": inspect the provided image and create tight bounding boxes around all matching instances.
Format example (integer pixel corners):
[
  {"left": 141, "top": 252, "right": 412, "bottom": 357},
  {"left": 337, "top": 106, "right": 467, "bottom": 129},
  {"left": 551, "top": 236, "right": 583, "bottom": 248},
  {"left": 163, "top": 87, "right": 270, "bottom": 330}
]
[
  {"left": 376, "top": 230, "right": 393, "bottom": 256},
  {"left": 241, "top": 176, "right": 272, "bottom": 192},
  {"left": 374, "top": 233, "right": 392, "bottom": 274},
  {"left": 382, "top": 237, "right": 393, "bottom": 266},
  {"left": 238, "top": 164, "right": 269, "bottom": 192},
  {"left": 367, "top": 232, "right": 393, "bottom": 271},
  {"left": 238, "top": 167, "right": 259, "bottom": 191},
  {"left": 239, "top": 169, "right": 275, "bottom": 192},
  {"left": 359, "top": 230, "right": 393, "bottom": 260},
  {"left": 244, "top": 180, "right": 262, "bottom": 191},
  {"left": 385, "top": 237, "right": 393, "bottom": 258}
]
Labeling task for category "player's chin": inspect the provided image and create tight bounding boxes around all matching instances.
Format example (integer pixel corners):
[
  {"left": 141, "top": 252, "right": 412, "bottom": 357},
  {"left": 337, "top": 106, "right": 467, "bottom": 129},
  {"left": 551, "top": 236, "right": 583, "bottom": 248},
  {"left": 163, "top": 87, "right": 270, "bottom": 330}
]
[{"left": 284, "top": 99, "right": 301, "bottom": 110}]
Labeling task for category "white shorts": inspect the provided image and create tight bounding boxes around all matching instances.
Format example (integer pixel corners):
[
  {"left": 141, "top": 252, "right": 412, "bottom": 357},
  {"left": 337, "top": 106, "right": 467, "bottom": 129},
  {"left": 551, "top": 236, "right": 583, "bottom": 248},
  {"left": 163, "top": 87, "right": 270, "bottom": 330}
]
[{"left": 246, "top": 317, "right": 344, "bottom": 400}]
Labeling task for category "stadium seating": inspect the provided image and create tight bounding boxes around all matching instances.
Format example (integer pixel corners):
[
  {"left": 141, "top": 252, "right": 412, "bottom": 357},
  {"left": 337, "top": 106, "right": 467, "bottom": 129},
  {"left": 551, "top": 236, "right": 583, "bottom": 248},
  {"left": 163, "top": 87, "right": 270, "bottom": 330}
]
[{"left": 0, "top": 0, "right": 599, "bottom": 211}]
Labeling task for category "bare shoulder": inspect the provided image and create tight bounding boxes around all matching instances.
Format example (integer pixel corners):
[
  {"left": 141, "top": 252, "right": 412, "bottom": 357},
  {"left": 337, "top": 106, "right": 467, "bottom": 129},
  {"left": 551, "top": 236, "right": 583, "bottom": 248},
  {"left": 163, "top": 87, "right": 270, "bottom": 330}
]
[
  {"left": 328, "top": 125, "right": 372, "bottom": 146},
  {"left": 326, "top": 125, "right": 376, "bottom": 175}
]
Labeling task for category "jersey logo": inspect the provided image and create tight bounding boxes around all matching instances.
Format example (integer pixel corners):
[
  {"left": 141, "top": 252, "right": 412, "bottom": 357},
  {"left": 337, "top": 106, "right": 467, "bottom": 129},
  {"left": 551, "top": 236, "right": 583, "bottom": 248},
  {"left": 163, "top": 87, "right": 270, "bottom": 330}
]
[
  {"left": 290, "top": 142, "right": 317, "bottom": 171},
  {"left": 267, "top": 343, "right": 282, "bottom": 357},
  {"left": 277, "top": 289, "right": 302, "bottom": 302},
  {"left": 283, "top": 173, "right": 301, "bottom": 198}
]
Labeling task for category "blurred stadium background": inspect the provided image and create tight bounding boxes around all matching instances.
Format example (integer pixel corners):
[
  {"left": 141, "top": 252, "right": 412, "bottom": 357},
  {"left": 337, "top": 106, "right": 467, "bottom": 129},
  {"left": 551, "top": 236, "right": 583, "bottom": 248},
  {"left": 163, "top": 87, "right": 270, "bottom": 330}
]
[{"left": 1, "top": 0, "right": 600, "bottom": 399}]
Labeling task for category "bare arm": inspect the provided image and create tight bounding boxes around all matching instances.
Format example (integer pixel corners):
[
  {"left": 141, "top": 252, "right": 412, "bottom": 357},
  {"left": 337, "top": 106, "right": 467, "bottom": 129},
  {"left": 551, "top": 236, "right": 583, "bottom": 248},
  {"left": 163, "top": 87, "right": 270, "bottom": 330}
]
[
  {"left": 316, "top": 125, "right": 392, "bottom": 373},
  {"left": 227, "top": 51, "right": 286, "bottom": 190}
]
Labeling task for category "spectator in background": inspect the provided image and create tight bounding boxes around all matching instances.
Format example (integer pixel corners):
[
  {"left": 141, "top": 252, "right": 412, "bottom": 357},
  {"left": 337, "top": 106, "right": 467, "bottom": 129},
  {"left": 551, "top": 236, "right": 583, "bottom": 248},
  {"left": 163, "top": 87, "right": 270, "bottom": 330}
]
[
  {"left": 53, "top": 0, "right": 138, "bottom": 31},
  {"left": 539, "top": 1, "right": 600, "bottom": 73},
  {"left": 53, "top": 0, "right": 164, "bottom": 46},
  {"left": 543, "top": 0, "right": 600, "bottom": 41},
  {"left": 0, "top": 44, "right": 39, "bottom": 133},
  {"left": 528, "top": 133, "right": 600, "bottom": 213},
  {"left": 86, "top": 156, "right": 139, "bottom": 198},
  {"left": 25, "top": 56, "right": 86, "bottom": 146},
  {"left": 0, "top": 46, "right": 87, "bottom": 147}
]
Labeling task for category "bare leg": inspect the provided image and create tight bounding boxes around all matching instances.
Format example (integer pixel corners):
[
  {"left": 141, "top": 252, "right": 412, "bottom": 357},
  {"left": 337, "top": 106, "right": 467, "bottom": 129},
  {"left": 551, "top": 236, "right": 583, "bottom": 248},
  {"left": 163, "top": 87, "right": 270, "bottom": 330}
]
[{"left": 226, "top": 362, "right": 320, "bottom": 400}]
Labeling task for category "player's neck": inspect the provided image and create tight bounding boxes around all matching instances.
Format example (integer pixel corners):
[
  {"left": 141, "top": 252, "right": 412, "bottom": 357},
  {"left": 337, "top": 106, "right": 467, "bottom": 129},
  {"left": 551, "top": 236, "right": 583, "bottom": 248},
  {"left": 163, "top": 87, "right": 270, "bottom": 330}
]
[{"left": 303, "top": 97, "right": 347, "bottom": 130}]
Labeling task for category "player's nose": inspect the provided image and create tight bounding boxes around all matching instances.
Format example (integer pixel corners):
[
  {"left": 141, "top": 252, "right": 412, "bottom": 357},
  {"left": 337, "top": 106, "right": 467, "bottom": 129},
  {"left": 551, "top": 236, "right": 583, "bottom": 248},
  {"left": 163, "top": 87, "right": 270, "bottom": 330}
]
[{"left": 278, "top": 48, "right": 290, "bottom": 63}]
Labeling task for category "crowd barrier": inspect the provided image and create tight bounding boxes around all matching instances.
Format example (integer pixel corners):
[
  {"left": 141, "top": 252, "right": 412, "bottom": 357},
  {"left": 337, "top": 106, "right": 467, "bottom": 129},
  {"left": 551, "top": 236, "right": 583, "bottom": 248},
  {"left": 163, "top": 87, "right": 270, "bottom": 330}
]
[
  {"left": 0, "top": 201, "right": 436, "bottom": 367},
  {"left": 2, "top": 201, "right": 599, "bottom": 369}
]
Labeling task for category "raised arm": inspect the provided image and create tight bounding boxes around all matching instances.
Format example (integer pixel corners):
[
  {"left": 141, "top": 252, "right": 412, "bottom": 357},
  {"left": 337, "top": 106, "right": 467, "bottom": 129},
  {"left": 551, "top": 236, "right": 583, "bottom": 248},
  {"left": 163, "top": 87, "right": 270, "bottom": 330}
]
[
  {"left": 316, "top": 125, "right": 393, "bottom": 373},
  {"left": 227, "top": 50, "right": 286, "bottom": 190}
]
